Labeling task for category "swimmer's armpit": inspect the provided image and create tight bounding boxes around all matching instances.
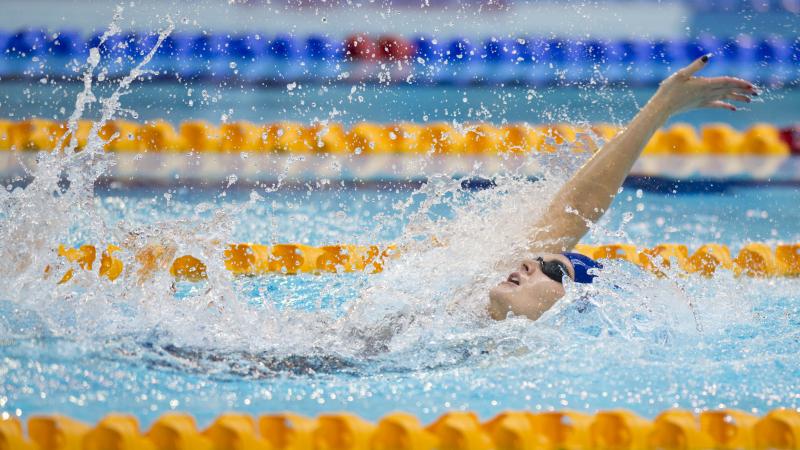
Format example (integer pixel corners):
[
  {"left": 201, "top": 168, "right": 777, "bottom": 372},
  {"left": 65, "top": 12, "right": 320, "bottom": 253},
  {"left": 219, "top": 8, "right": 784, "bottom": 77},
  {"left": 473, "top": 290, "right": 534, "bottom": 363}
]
[{"left": 526, "top": 222, "right": 576, "bottom": 254}]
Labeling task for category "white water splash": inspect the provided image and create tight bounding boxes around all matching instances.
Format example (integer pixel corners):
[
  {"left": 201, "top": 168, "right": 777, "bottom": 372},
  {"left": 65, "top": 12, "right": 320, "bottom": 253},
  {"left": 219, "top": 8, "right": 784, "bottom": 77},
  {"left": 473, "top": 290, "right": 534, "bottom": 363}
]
[{"left": 0, "top": 12, "right": 765, "bottom": 381}]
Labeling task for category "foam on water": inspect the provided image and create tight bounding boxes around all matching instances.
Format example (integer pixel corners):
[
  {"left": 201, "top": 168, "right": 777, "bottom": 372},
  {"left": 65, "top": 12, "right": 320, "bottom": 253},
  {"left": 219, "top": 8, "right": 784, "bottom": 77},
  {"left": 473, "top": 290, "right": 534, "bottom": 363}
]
[
  {"left": 0, "top": 12, "right": 746, "bottom": 356},
  {"left": 0, "top": 12, "right": 582, "bottom": 360}
]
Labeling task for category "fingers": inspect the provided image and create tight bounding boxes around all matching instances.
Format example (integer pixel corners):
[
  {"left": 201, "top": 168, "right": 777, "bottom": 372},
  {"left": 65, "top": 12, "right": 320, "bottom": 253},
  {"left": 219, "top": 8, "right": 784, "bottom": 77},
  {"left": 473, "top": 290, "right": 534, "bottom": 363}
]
[
  {"left": 725, "top": 93, "right": 752, "bottom": 103},
  {"left": 709, "top": 82, "right": 757, "bottom": 103},
  {"left": 678, "top": 53, "right": 712, "bottom": 77},
  {"left": 705, "top": 76, "right": 756, "bottom": 92},
  {"left": 703, "top": 100, "right": 737, "bottom": 111}
]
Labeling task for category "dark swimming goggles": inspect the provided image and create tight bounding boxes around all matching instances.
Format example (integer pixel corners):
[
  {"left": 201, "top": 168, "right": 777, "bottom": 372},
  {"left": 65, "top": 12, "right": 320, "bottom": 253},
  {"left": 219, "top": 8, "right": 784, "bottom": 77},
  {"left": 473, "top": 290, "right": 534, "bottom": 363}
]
[{"left": 536, "top": 257, "right": 570, "bottom": 284}]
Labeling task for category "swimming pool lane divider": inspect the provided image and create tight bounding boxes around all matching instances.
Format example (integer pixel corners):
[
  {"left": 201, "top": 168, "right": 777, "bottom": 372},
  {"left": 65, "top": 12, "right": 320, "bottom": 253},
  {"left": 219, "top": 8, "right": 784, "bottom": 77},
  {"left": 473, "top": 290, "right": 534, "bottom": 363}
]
[
  {"left": 1, "top": 408, "right": 799, "bottom": 450},
  {"left": 1, "top": 119, "right": 796, "bottom": 156},
  {"left": 3, "top": 120, "right": 798, "bottom": 184},
  {"left": 1, "top": 29, "right": 799, "bottom": 86},
  {"left": 52, "top": 242, "right": 800, "bottom": 283}
]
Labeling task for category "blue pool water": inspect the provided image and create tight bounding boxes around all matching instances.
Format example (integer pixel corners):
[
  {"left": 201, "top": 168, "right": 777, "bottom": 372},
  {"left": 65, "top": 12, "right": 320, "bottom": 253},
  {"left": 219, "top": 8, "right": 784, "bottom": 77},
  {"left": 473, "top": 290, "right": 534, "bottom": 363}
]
[
  {"left": 82, "top": 183, "right": 800, "bottom": 247},
  {"left": 1, "top": 80, "right": 798, "bottom": 128},
  {"left": 1, "top": 22, "right": 799, "bottom": 428},
  {"left": 2, "top": 183, "right": 800, "bottom": 425}
]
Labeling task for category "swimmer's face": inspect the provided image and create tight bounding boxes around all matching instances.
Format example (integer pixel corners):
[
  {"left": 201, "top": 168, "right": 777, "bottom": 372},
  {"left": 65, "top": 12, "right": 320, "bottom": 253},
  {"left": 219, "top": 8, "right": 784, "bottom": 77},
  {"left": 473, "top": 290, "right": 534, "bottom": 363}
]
[{"left": 488, "top": 254, "right": 575, "bottom": 321}]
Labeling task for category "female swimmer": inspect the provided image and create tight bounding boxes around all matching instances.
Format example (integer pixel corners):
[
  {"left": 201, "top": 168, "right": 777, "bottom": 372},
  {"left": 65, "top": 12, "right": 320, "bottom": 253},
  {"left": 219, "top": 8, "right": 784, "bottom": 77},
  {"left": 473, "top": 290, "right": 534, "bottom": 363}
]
[{"left": 488, "top": 54, "right": 758, "bottom": 321}]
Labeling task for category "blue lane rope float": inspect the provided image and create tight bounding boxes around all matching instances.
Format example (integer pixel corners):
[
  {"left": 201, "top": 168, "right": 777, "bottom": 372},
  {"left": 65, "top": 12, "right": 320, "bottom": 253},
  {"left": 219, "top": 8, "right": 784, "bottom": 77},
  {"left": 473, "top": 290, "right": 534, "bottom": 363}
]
[{"left": 1, "top": 30, "right": 798, "bottom": 85}]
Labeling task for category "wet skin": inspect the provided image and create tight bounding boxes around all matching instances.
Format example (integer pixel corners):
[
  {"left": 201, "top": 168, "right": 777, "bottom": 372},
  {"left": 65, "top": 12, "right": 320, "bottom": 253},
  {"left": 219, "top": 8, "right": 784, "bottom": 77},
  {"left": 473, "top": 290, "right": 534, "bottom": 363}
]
[
  {"left": 488, "top": 253, "right": 576, "bottom": 321},
  {"left": 486, "top": 57, "right": 757, "bottom": 322}
]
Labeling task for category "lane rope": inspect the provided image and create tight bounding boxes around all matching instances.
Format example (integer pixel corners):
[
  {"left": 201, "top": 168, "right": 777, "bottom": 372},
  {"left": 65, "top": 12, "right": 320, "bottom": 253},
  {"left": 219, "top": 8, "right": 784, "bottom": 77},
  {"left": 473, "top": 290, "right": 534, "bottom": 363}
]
[
  {"left": 1, "top": 119, "right": 795, "bottom": 156},
  {"left": 52, "top": 241, "right": 800, "bottom": 282},
  {"left": 2, "top": 29, "right": 798, "bottom": 85},
  {"left": 1, "top": 408, "right": 798, "bottom": 449}
]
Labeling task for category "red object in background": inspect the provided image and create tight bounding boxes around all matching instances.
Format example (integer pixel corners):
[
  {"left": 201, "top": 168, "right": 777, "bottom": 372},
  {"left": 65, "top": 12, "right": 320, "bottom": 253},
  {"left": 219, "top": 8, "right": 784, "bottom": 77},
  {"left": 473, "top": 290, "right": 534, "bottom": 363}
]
[
  {"left": 377, "top": 35, "right": 415, "bottom": 60},
  {"left": 780, "top": 125, "right": 800, "bottom": 155},
  {"left": 344, "top": 34, "right": 377, "bottom": 61}
]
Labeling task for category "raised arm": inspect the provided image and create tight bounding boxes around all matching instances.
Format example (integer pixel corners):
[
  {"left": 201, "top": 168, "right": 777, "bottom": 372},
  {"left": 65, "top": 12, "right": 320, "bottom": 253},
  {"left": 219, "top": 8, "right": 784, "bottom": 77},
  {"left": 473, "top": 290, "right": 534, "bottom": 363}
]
[{"left": 529, "top": 55, "right": 756, "bottom": 253}]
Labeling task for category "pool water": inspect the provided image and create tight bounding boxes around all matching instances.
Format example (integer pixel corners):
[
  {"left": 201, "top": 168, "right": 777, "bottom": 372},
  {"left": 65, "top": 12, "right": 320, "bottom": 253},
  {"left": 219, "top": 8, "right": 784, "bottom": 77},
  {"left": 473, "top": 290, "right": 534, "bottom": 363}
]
[
  {"left": 1, "top": 25, "right": 799, "bottom": 429},
  {"left": 2, "top": 80, "right": 798, "bottom": 129},
  {"left": 72, "top": 183, "right": 800, "bottom": 248},
  {"left": 2, "top": 182, "right": 800, "bottom": 426}
]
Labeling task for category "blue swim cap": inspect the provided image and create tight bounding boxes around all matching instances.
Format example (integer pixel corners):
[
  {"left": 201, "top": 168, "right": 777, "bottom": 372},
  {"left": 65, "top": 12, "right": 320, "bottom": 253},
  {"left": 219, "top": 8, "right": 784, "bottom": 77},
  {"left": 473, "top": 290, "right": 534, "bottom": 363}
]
[{"left": 562, "top": 252, "right": 603, "bottom": 284}]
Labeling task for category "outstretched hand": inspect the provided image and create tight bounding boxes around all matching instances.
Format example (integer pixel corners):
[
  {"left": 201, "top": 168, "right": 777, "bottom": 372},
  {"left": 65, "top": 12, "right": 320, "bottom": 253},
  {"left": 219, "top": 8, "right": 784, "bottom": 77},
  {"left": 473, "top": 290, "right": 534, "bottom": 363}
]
[{"left": 652, "top": 54, "right": 758, "bottom": 115}]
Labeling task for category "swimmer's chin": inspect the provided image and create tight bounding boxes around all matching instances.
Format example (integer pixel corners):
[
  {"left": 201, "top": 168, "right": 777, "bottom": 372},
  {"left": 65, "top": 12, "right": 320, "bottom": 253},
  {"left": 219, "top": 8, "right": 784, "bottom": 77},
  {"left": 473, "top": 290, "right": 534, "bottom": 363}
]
[
  {"left": 487, "top": 283, "right": 561, "bottom": 322},
  {"left": 487, "top": 286, "right": 513, "bottom": 320}
]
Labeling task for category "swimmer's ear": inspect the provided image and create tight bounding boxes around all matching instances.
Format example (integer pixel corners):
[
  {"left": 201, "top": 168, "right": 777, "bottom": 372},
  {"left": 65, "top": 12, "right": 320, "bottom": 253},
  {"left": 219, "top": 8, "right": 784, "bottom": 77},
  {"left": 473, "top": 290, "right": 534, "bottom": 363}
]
[{"left": 678, "top": 53, "right": 712, "bottom": 77}]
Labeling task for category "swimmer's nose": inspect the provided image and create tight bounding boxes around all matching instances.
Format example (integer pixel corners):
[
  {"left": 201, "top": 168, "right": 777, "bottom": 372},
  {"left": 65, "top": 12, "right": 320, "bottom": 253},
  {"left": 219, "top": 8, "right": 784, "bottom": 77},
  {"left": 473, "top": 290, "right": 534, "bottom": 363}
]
[{"left": 520, "top": 259, "right": 537, "bottom": 275}]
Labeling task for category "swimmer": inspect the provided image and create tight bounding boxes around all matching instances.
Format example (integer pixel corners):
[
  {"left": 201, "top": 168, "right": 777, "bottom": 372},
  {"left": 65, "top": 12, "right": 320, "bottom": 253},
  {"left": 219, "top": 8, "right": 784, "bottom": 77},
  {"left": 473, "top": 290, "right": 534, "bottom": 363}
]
[{"left": 488, "top": 55, "right": 758, "bottom": 321}]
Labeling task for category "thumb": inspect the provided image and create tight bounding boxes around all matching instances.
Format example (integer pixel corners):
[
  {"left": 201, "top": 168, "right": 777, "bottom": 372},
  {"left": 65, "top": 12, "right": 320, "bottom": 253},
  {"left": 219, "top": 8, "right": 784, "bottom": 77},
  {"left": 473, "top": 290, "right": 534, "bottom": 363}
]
[{"left": 678, "top": 53, "right": 712, "bottom": 77}]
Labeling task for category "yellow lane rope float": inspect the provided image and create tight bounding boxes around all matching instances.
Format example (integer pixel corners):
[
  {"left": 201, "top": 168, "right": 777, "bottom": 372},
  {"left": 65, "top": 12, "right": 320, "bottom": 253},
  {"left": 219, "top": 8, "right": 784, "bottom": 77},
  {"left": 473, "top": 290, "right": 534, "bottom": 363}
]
[
  {"left": 0, "top": 119, "right": 791, "bottom": 156},
  {"left": 53, "top": 242, "right": 800, "bottom": 282},
  {"left": 1, "top": 408, "right": 799, "bottom": 450}
]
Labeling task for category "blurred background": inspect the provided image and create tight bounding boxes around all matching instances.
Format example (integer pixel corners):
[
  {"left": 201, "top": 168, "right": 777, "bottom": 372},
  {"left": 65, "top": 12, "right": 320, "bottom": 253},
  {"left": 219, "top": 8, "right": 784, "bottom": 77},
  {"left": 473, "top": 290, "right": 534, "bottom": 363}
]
[
  {"left": 0, "top": 0, "right": 798, "bottom": 185},
  {"left": 0, "top": 0, "right": 797, "bottom": 127}
]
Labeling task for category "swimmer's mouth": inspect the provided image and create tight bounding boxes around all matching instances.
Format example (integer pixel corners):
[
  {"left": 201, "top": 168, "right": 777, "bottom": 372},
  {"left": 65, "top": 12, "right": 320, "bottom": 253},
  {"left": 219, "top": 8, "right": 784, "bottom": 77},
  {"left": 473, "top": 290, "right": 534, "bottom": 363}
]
[{"left": 506, "top": 272, "right": 521, "bottom": 286}]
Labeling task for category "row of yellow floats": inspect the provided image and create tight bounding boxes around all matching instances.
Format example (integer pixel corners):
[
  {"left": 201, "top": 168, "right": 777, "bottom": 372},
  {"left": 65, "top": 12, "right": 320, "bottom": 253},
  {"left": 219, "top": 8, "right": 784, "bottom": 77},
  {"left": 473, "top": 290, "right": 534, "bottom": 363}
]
[
  {"left": 54, "top": 241, "right": 800, "bottom": 283},
  {"left": 2, "top": 408, "right": 800, "bottom": 450},
  {"left": 0, "top": 119, "right": 790, "bottom": 156},
  {"left": 573, "top": 242, "right": 800, "bottom": 278},
  {"left": 55, "top": 243, "right": 397, "bottom": 283}
]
